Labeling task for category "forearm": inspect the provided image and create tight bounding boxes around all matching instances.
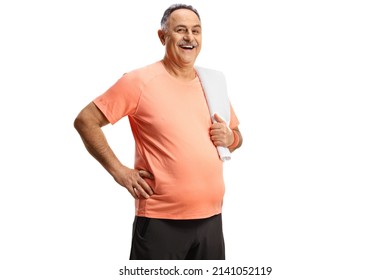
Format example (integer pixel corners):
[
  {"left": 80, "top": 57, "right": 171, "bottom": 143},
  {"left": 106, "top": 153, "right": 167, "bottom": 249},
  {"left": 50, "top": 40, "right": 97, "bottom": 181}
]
[{"left": 81, "top": 127, "right": 122, "bottom": 175}]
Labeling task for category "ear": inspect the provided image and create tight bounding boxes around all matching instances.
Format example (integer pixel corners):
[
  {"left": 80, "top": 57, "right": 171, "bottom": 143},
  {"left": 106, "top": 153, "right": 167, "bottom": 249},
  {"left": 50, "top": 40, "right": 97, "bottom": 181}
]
[{"left": 158, "top": 30, "right": 165, "bottom": 46}]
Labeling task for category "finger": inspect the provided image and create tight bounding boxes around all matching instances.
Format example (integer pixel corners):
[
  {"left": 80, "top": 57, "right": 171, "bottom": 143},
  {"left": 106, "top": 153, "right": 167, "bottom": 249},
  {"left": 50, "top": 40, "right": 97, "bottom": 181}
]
[
  {"left": 134, "top": 181, "right": 152, "bottom": 198},
  {"left": 212, "top": 140, "right": 224, "bottom": 147},
  {"left": 213, "top": 113, "right": 226, "bottom": 124},
  {"left": 210, "top": 123, "right": 225, "bottom": 133},
  {"left": 128, "top": 180, "right": 150, "bottom": 199},
  {"left": 139, "top": 170, "right": 154, "bottom": 180},
  {"left": 210, "top": 123, "right": 224, "bottom": 131},
  {"left": 211, "top": 135, "right": 223, "bottom": 141},
  {"left": 211, "top": 136, "right": 222, "bottom": 144},
  {"left": 211, "top": 122, "right": 230, "bottom": 134},
  {"left": 140, "top": 181, "right": 154, "bottom": 197},
  {"left": 210, "top": 129, "right": 222, "bottom": 136},
  {"left": 210, "top": 126, "right": 229, "bottom": 136},
  {"left": 211, "top": 134, "right": 228, "bottom": 147},
  {"left": 138, "top": 170, "right": 154, "bottom": 196},
  {"left": 127, "top": 186, "right": 139, "bottom": 199}
]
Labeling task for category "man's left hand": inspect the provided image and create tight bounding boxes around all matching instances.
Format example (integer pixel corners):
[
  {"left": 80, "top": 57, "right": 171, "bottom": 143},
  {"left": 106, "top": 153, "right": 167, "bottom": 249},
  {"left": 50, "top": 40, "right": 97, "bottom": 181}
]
[{"left": 210, "top": 113, "right": 234, "bottom": 147}]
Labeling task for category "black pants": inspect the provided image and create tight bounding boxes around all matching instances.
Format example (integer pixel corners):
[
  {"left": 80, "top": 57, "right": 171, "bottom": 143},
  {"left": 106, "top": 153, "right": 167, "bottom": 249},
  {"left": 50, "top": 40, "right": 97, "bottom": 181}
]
[{"left": 130, "top": 214, "right": 225, "bottom": 260}]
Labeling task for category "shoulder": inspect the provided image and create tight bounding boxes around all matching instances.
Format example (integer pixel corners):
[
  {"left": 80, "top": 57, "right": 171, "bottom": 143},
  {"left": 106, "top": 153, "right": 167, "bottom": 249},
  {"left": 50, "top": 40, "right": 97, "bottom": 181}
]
[{"left": 123, "top": 61, "right": 166, "bottom": 84}]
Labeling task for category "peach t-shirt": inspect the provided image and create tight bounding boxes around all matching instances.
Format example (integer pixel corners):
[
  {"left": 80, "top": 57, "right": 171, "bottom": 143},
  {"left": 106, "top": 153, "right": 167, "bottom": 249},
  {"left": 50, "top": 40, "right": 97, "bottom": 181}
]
[{"left": 94, "top": 61, "right": 239, "bottom": 219}]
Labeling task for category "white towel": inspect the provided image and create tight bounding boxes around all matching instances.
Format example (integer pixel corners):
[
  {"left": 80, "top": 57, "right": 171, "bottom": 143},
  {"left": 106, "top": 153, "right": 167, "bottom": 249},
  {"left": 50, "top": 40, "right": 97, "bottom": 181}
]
[{"left": 196, "top": 66, "right": 231, "bottom": 162}]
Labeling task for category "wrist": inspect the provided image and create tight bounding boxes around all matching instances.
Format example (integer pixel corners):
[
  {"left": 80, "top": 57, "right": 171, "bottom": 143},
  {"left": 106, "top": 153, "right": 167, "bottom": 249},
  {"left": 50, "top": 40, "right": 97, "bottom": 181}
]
[{"left": 228, "top": 129, "right": 240, "bottom": 149}]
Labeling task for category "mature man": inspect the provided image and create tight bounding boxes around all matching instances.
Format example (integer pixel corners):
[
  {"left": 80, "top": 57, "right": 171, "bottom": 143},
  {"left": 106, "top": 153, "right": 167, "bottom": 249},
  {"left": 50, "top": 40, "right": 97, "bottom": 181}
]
[{"left": 74, "top": 3, "right": 242, "bottom": 260}]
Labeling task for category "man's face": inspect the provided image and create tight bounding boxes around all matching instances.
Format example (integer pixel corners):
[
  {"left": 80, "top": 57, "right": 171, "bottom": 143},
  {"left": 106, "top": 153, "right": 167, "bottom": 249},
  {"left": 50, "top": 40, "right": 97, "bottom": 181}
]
[{"left": 160, "top": 9, "right": 202, "bottom": 67}]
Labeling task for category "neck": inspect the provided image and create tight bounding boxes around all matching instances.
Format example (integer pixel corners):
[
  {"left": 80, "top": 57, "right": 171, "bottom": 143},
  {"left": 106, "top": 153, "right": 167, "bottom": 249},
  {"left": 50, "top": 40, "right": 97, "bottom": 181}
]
[{"left": 162, "top": 58, "right": 196, "bottom": 81}]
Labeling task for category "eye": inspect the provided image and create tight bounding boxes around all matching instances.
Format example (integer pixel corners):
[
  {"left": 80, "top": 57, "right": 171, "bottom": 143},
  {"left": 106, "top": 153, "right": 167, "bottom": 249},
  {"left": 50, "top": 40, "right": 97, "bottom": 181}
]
[
  {"left": 176, "top": 28, "right": 186, "bottom": 33},
  {"left": 192, "top": 28, "right": 201, "bottom": 35}
]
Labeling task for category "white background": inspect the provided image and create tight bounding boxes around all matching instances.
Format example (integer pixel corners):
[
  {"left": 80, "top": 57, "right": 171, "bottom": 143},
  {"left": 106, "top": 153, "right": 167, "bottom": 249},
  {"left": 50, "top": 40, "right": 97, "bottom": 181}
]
[{"left": 1, "top": 0, "right": 389, "bottom": 279}]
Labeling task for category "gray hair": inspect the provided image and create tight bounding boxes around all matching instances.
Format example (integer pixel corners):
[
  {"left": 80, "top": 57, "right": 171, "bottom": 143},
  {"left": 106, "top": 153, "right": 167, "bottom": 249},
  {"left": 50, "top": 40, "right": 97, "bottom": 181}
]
[{"left": 160, "top": 4, "right": 201, "bottom": 31}]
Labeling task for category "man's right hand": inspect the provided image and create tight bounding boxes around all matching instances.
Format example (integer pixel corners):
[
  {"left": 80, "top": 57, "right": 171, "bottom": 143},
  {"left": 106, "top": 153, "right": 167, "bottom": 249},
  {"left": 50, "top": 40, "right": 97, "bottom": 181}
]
[{"left": 113, "top": 166, "right": 154, "bottom": 199}]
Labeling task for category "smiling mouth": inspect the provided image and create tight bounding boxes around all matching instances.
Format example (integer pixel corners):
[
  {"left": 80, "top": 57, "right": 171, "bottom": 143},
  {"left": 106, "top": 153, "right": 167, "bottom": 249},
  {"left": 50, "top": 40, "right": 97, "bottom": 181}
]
[{"left": 180, "top": 45, "right": 196, "bottom": 50}]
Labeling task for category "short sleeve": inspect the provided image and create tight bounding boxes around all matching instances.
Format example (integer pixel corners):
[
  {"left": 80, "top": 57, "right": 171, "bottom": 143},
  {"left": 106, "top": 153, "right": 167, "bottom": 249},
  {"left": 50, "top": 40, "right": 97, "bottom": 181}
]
[
  {"left": 229, "top": 102, "right": 240, "bottom": 128},
  {"left": 93, "top": 72, "right": 142, "bottom": 124}
]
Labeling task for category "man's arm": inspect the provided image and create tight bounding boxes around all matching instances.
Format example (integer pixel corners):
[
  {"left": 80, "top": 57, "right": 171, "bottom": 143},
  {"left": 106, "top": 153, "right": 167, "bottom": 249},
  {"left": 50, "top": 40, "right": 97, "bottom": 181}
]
[{"left": 74, "top": 102, "right": 153, "bottom": 199}]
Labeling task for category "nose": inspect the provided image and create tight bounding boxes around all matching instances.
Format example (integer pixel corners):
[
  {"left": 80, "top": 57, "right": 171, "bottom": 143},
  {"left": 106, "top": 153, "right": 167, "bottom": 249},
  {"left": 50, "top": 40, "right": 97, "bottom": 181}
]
[{"left": 183, "top": 31, "right": 194, "bottom": 41}]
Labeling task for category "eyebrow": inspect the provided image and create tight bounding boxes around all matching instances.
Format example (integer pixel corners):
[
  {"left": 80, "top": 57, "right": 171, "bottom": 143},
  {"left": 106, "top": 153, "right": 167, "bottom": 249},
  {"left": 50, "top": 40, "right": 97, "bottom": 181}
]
[{"left": 174, "top": 24, "right": 202, "bottom": 29}]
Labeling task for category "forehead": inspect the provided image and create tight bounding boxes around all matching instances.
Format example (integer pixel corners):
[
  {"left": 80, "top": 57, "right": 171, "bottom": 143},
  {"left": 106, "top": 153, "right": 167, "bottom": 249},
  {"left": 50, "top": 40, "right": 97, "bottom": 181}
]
[{"left": 168, "top": 9, "right": 201, "bottom": 27}]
